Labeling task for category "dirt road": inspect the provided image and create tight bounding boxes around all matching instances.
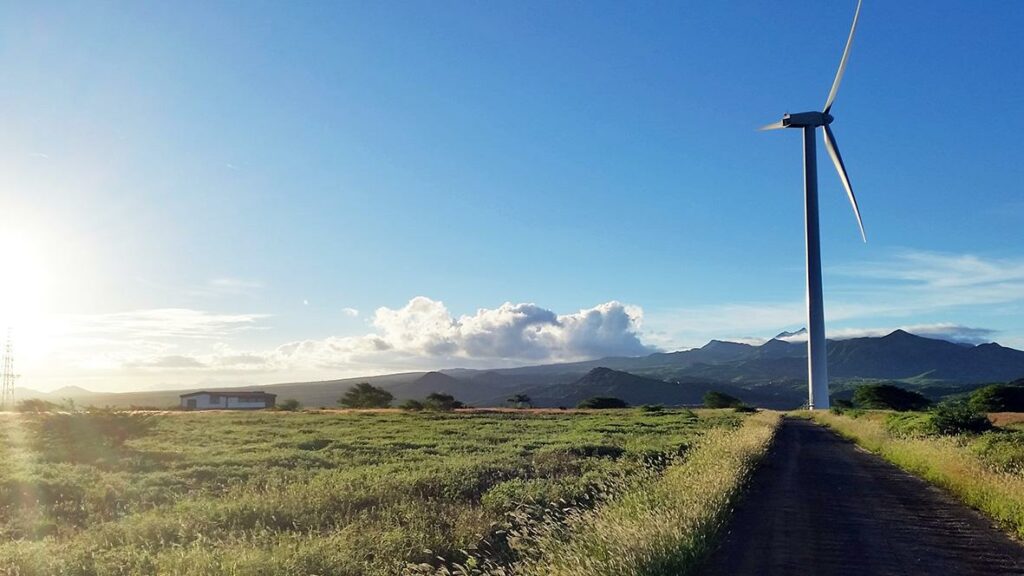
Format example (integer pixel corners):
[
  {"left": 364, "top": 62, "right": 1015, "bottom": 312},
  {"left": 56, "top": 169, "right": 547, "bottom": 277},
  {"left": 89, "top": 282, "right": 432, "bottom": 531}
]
[{"left": 699, "top": 418, "right": 1024, "bottom": 576}]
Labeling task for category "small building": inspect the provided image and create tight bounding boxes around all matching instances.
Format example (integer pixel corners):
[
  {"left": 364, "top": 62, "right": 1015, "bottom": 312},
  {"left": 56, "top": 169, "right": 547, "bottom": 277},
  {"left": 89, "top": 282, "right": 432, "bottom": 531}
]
[{"left": 179, "top": 391, "right": 276, "bottom": 410}]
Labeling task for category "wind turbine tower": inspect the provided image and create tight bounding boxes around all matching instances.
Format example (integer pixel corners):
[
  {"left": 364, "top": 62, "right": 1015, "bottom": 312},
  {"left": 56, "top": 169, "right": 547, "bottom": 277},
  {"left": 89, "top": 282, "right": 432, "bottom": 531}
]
[
  {"left": 1, "top": 328, "right": 15, "bottom": 411},
  {"left": 760, "top": 0, "right": 867, "bottom": 410}
]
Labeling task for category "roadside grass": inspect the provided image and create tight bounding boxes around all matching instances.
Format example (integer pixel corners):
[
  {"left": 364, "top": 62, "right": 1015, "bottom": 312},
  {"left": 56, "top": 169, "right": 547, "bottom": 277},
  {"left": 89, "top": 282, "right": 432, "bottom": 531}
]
[
  {"left": 0, "top": 408, "right": 766, "bottom": 576},
  {"left": 502, "top": 411, "right": 781, "bottom": 576},
  {"left": 811, "top": 411, "right": 1024, "bottom": 539}
]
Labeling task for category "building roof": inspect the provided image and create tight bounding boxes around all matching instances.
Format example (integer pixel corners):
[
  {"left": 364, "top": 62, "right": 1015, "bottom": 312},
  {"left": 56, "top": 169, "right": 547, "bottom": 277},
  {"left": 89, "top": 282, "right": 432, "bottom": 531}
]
[{"left": 179, "top": 391, "right": 277, "bottom": 398}]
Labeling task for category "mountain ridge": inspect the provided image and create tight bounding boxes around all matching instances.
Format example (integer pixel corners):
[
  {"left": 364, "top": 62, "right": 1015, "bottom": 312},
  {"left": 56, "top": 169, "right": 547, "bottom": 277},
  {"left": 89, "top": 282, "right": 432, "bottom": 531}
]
[{"left": 11, "top": 330, "right": 1024, "bottom": 410}]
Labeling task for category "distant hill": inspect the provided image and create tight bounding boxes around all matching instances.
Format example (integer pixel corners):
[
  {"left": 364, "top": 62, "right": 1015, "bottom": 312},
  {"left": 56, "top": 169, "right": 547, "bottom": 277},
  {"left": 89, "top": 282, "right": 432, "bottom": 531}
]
[
  {"left": 511, "top": 367, "right": 797, "bottom": 408},
  {"left": 12, "top": 330, "right": 1024, "bottom": 410}
]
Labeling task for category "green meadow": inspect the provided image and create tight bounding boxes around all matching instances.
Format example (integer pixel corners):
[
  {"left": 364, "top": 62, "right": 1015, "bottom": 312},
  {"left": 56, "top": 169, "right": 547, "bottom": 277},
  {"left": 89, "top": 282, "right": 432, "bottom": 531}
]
[{"left": 0, "top": 409, "right": 778, "bottom": 576}]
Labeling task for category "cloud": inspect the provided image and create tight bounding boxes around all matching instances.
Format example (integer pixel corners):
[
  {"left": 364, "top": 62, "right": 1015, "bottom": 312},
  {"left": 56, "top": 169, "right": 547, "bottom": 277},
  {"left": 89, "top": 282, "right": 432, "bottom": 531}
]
[
  {"left": 764, "top": 323, "right": 997, "bottom": 345},
  {"left": 274, "top": 297, "right": 655, "bottom": 369},
  {"left": 48, "top": 298, "right": 654, "bottom": 382},
  {"left": 64, "top": 308, "right": 267, "bottom": 340},
  {"left": 125, "top": 355, "right": 208, "bottom": 369},
  {"left": 341, "top": 307, "right": 359, "bottom": 317},
  {"left": 649, "top": 250, "right": 1024, "bottom": 348}
]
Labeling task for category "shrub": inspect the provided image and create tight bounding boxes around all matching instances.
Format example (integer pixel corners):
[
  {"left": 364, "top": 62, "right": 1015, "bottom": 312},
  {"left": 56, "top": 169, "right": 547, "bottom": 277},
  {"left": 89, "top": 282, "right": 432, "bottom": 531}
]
[
  {"left": 15, "top": 399, "right": 58, "bottom": 413},
  {"left": 969, "top": 384, "right": 1024, "bottom": 413},
  {"left": 884, "top": 412, "right": 936, "bottom": 437},
  {"left": 278, "top": 399, "right": 302, "bottom": 411},
  {"left": 399, "top": 399, "right": 425, "bottom": 411},
  {"left": 931, "top": 401, "right": 991, "bottom": 435},
  {"left": 577, "top": 397, "right": 628, "bottom": 409},
  {"left": 27, "top": 409, "right": 156, "bottom": 462},
  {"left": 832, "top": 398, "right": 854, "bottom": 409},
  {"left": 703, "top": 391, "right": 742, "bottom": 409},
  {"left": 338, "top": 383, "right": 394, "bottom": 409},
  {"left": 733, "top": 405, "right": 757, "bottom": 413},
  {"left": 423, "top": 393, "right": 463, "bottom": 411},
  {"left": 971, "top": 432, "right": 1024, "bottom": 473},
  {"left": 852, "top": 384, "right": 930, "bottom": 411},
  {"left": 639, "top": 404, "right": 664, "bottom": 413}
]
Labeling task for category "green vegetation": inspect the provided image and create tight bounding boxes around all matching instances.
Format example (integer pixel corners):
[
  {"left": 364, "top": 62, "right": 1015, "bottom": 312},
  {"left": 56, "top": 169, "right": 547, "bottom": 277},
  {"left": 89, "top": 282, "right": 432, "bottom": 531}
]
[
  {"left": 423, "top": 392, "right": 464, "bottom": 411},
  {"left": 812, "top": 410, "right": 1024, "bottom": 538},
  {"left": 14, "top": 399, "right": 59, "bottom": 413},
  {"left": 969, "top": 383, "right": 1024, "bottom": 412},
  {"left": 0, "top": 408, "right": 768, "bottom": 575},
  {"left": 883, "top": 401, "right": 991, "bottom": 437},
  {"left": 507, "top": 394, "right": 533, "bottom": 409},
  {"left": 338, "top": 382, "right": 394, "bottom": 408},
  {"left": 511, "top": 412, "right": 780, "bottom": 575},
  {"left": 702, "top": 391, "right": 742, "bottom": 409},
  {"left": 851, "top": 383, "right": 930, "bottom": 411},
  {"left": 577, "top": 397, "right": 628, "bottom": 409},
  {"left": 277, "top": 398, "right": 302, "bottom": 411}
]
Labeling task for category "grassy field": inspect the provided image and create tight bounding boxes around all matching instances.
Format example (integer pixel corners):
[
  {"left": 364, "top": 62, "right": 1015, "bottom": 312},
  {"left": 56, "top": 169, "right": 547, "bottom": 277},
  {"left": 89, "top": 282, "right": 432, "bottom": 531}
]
[
  {"left": 0, "top": 408, "right": 778, "bottom": 576},
  {"left": 811, "top": 410, "right": 1024, "bottom": 539}
]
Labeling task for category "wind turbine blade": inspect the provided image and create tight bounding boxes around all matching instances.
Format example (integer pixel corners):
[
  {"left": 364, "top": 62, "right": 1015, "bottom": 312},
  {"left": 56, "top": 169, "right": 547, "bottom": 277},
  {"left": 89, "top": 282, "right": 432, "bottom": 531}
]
[
  {"left": 822, "top": 125, "right": 866, "bottom": 242},
  {"left": 823, "top": 0, "right": 862, "bottom": 114},
  {"left": 759, "top": 121, "right": 786, "bottom": 131}
]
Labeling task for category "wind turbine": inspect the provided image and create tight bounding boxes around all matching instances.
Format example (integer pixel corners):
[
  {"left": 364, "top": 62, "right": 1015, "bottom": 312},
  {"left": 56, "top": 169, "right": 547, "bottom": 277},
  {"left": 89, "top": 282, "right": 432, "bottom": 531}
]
[{"left": 760, "top": 0, "right": 866, "bottom": 410}]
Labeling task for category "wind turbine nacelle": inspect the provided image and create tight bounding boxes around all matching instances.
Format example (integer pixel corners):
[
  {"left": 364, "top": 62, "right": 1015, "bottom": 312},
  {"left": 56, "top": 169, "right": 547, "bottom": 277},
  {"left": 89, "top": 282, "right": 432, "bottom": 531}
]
[{"left": 782, "top": 111, "right": 834, "bottom": 128}]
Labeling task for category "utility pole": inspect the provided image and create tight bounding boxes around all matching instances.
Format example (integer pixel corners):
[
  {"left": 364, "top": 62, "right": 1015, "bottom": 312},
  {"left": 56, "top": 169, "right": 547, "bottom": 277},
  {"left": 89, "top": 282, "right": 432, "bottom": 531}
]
[{"left": 1, "top": 328, "right": 16, "bottom": 410}]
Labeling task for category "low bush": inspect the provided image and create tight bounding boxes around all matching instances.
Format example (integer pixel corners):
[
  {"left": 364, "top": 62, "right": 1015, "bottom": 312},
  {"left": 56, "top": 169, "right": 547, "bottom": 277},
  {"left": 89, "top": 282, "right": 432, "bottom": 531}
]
[
  {"left": 931, "top": 401, "right": 991, "bottom": 435},
  {"left": 399, "top": 399, "right": 425, "bottom": 411},
  {"left": 423, "top": 393, "right": 463, "bottom": 411},
  {"left": 971, "top": 432, "right": 1024, "bottom": 474},
  {"left": 15, "top": 399, "right": 58, "bottom": 413},
  {"left": 639, "top": 404, "right": 664, "bottom": 413},
  {"left": 703, "top": 391, "right": 742, "bottom": 409},
  {"left": 577, "top": 397, "right": 628, "bottom": 409},
  {"left": 852, "top": 384, "right": 930, "bottom": 411},
  {"left": 884, "top": 412, "right": 936, "bottom": 437},
  {"left": 27, "top": 410, "right": 156, "bottom": 463},
  {"left": 277, "top": 399, "right": 302, "bottom": 411}
]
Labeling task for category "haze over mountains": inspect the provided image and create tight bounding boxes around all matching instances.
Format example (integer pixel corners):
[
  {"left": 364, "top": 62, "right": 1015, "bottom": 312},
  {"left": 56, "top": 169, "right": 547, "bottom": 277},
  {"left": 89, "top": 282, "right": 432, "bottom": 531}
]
[{"left": 15, "top": 330, "right": 1024, "bottom": 409}]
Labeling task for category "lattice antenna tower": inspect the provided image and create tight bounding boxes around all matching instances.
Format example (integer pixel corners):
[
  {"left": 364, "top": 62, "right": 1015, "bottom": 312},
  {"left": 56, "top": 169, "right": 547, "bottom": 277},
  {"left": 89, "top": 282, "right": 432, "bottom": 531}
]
[{"left": 1, "top": 328, "right": 16, "bottom": 411}]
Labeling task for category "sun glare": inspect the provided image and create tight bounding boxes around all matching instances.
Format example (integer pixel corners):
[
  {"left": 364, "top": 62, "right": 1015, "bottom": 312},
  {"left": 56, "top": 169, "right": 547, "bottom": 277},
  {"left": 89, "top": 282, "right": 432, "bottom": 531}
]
[{"left": 0, "top": 229, "right": 51, "bottom": 365}]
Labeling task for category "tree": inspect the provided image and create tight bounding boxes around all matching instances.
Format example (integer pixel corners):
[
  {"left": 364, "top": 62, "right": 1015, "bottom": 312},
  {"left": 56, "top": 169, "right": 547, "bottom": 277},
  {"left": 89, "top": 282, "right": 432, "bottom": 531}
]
[
  {"left": 969, "top": 384, "right": 1024, "bottom": 412},
  {"left": 338, "top": 383, "right": 394, "bottom": 409},
  {"left": 577, "top": 397, "right": 628, "bottom": 409},
  {"left": 703, "top": 391, "right": 743, "bottom": 409},
  {"left": 506, "top": 393, "right": 532, "bottom": 409},
  {"left": 277, "top": 398, "right": 301, "bottom": 411},
  {"left": 423, "top": 392, "right": 464, "bottom": 411},
  {"left": 852, "top": 384, "right": 930, "bottom": 411}
]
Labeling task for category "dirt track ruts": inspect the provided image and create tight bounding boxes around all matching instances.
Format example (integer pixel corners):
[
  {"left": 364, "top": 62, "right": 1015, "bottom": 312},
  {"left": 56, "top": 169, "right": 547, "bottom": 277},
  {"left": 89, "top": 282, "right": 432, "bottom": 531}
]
[{"left": 699, "top": 418, "right": 1024, "bottom": 576}]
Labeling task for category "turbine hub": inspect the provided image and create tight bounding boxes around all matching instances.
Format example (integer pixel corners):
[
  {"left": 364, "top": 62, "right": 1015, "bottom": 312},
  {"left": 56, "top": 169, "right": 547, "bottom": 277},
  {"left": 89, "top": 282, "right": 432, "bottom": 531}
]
[{"left": 782, "top": 111, "right": 833, "bottom": 128}]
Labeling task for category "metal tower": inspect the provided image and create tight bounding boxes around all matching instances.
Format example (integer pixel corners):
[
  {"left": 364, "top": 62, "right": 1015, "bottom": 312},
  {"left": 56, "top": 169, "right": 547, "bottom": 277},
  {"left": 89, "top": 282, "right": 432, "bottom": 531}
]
[{"left": 1, "top": 328, "right": 15, "bottom": 410}]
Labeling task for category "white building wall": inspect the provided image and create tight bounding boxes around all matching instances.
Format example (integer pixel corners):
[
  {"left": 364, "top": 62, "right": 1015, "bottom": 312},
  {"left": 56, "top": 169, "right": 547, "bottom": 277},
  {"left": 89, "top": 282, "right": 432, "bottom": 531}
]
[{"left": 181, "top": 394, "right": 271, "bottom": 410}]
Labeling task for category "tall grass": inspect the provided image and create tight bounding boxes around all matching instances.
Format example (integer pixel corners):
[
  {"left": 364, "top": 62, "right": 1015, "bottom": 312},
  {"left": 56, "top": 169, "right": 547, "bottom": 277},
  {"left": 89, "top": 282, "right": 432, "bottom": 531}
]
[
  {"left": 0, "top": 409, "right": 746, "bottom": 576},
  {"left": 812, "top": 411, "right": 1024, "bottom": 539},
  {"left": 503, "top": 411, "right": 781, "bottom": 576}
]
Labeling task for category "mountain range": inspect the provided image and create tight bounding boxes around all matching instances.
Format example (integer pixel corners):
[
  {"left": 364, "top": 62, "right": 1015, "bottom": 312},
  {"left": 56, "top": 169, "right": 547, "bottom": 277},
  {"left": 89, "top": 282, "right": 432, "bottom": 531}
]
[{"left": 14, "top": 330, "right": 1024, "bottom": 409}]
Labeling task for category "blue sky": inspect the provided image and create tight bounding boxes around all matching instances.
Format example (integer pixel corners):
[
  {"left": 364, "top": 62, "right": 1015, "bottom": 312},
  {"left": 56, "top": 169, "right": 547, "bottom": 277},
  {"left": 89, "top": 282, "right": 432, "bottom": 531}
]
[{"left": 2, "top": 1, "right": 1023, "bottom": 391}]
